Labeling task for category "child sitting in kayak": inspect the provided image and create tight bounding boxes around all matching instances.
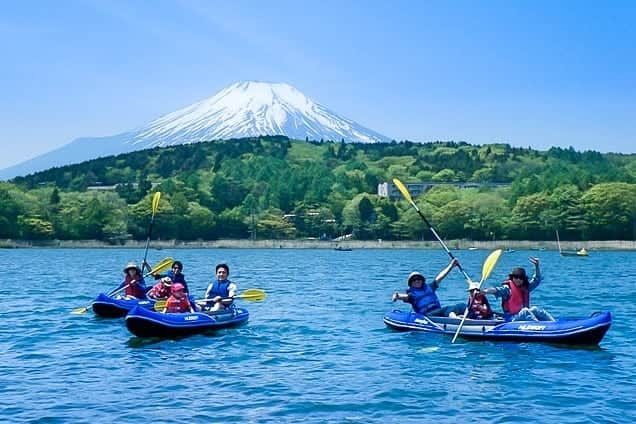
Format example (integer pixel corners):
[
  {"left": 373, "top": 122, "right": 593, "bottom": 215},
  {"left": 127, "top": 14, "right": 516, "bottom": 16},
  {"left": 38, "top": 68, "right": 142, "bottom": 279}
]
[
  {"left": 162, "top": 283, "right": 195, "bottom": 313},
  {"left": 147, "top": 277, "right": 172, "bottom": 299},
  {"left": 391, "top": 258, "right": 466, "bottom": 317},
  {"left": 152, "top": 260, "right": 190, "bottom": 294},
  {"left": 466, "top": 281, "right": 494, "bottom": 320}
]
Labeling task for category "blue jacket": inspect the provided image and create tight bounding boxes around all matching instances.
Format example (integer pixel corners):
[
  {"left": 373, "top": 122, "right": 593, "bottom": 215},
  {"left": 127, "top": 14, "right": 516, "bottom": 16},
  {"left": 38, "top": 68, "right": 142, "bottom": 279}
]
[
  {"left": 157, "top": 270, "right": 189, "bottom": 293},
  {"left": 407, "top": 284, "right": 441, "bottom": 315}
]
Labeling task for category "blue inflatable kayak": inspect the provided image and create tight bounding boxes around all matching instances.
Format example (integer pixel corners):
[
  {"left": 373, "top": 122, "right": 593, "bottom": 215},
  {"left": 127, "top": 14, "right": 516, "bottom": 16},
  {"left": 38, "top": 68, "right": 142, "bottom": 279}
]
[
  {"left": 125, "top": 305, "right": 249, "bottom": 338},
  {"left": 383, "top": 310, "right": 611, "bottom": 345},
  {"left": 92, "top": 293, "right": 156, "bottom": 318}
]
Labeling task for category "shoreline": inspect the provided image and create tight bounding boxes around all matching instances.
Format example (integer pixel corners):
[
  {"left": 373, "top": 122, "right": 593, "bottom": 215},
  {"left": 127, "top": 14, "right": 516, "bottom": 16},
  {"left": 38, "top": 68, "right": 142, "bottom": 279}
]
[{"left": 2, "top": 238, "right": 636, "bottom": 250}]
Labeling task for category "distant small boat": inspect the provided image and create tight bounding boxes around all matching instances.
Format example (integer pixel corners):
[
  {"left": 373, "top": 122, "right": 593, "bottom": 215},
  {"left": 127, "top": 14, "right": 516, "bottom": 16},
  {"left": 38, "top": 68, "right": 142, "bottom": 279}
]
[
  {"left": 504, "top": 248, "right": 515, "bottom": 253},
  {"left": 334, "top": 246, "right": 352, "bottom": 251},
  {"left": 468, "top": 247, "right": 478, "bottom": 251},
  {"left": 556, "top": 230, "right": 589, "bottom": 257}
]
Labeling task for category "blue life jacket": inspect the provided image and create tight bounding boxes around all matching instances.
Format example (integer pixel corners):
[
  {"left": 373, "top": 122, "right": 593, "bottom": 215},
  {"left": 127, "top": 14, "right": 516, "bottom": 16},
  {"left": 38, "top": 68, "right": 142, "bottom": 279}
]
[
  {"left": 206, "top": 280, "right": 231, "bottom": 298},
  {"left": 407, "top": 285, "right": 441, "bottom": 315}
]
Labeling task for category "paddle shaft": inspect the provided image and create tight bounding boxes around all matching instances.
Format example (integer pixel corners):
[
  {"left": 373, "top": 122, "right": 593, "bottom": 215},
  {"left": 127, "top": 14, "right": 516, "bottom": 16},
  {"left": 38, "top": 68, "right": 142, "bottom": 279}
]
[
  {"left": 452, "top": 279, "right": 492, "bottom": 343},
  {"left": 154, "top": 291, "right": 264, "bottom": 310},
  {"left": 452, "top": 249, "right": 502, "bottom": 343},
  {"left": 141, "top": 218, "right": 156, "bottom": 274},
  {"left": 408, "top": 199, "right": 472, "bottom": 282},
  {"left": 107, "top": 279, "right": 141, "bottom": 297},
  {"left": 153, "top": 297, "right": 230, "bottom": 311},
  {"left": 141, "top": 192, "right": 161, "bottom": 274},
  {"left": 72, "top": 257, "right": 173, "bottom": 314},
  {"left": 196, "top": 296, "right": 237, "bottom": 304},
  {"left": 107, "top": 264, "right": 167, "bottom": 297}
]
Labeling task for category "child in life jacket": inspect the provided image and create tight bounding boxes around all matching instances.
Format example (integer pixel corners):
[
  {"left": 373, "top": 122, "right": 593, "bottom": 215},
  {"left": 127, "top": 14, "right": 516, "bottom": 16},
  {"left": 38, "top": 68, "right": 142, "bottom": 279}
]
[
  {"left": 147, "top": 277, "right": 172, "bottom": 300},
  {"left": 162, "top": 283, "right": 195, "bottom": 313},
  {"left": 466, "top": 281, "right": 493, "bottom": 320}
]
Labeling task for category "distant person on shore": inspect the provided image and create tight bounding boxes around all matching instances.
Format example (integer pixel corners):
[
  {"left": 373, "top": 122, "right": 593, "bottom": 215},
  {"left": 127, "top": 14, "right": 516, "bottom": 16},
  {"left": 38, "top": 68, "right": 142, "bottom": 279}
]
[
  {"left": 162, "top": 283, "right": 195, "bottom": 313},
  {"left": 466, "top": 281, "right": 494, "bottom": 320},
  {"left": 153, "top": 260, "right": 189, "bottom": 294},
  {"left": 392, "top": 258, "right": 466, "bottom": 317},
  {"left": 202, "top": 263, "right": 237, "bottom": 312},
  {"left": 481, "top": 257, "right": 555, "bottom": 321},
  {"left": 116, "top": 262, "right": 147, "bottom": 299},
  {"left": 147, "top": 276, "right": 172, "bottom": 299}
]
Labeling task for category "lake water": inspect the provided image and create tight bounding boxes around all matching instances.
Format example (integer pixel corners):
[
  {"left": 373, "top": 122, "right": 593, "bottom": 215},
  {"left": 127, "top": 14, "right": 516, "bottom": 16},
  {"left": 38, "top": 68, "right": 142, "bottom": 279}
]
[{"left": 2, "top": 248, "right": 635, "bottom": 423}]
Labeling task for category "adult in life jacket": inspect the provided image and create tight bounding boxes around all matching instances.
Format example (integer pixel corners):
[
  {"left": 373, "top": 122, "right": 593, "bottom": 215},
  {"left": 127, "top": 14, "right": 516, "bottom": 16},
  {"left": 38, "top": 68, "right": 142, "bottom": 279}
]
[
  {"left": 153, "top": 260, "right": 190, "bottom": 294},
  {"left": 391, "top": 258, "right": 466, "bottom": 317},
  {"left": 482, "top": 257, "right": 554, "bottom": 322},
  {"left": 147, "top": 276, "right": 172, "bottom": 300},
  {"left": 162, "top": 283, "right": 195, "bottom": 313},
  {"left": 116, "top": 262, "right": 147, "bottom": 300},
  {"left": 466, "top": 281, "right": 494, "bottom": 320},
  {"left": 202, "top": 263, "right": 238, "bottom": 312}
]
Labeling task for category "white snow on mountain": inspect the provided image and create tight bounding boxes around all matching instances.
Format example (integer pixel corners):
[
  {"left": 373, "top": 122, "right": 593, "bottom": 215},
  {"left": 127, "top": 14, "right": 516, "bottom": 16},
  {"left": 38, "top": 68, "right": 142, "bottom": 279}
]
[
  {"left": 0, "top": 81, "right": 391, "bottom": 179},
  {"left": 131, "top": 81, "right": 391, "bottom": 147}
]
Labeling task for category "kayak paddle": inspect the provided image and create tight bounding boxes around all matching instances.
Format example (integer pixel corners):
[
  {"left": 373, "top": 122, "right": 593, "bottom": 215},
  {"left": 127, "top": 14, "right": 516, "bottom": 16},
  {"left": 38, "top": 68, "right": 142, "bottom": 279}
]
[
  {"left": 153, "top": 289, "right": 267, "bottom": 311},
  {"left": 392, "top": 178, "right": 473, "bottom": 283},
  {"left": 71, "top": 256, "right": 174, "bottom": 314},
  {"left": 141, "top": 192, "right": 161, "bottom": 272},
  {"left": 451, "top": 249, "right": 503, "bottom": 343}
]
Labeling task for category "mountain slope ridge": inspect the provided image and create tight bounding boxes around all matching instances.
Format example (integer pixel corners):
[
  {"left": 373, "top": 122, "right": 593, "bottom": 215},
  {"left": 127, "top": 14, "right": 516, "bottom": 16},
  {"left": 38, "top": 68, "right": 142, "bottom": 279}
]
[{"left": 1, "top": 81, "right": 390, "bottom": 179}]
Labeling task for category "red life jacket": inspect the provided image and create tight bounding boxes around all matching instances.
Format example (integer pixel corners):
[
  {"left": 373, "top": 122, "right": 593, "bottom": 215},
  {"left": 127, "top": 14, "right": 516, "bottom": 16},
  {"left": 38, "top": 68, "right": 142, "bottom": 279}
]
[
  {"left": 468, "top": 293, "right": 493, "bottom": 319},
  {"left": 148, "top": 283, "right": 171, "bottom": 299},
  {"left": 166, "top": 295, "right": 192, "bottom": 313},
  {"left": 501, "top": 280, "right": 529, "bottom": 314},
  {"left": 124, "top": 276, "right": 145, "bottom": 298}
]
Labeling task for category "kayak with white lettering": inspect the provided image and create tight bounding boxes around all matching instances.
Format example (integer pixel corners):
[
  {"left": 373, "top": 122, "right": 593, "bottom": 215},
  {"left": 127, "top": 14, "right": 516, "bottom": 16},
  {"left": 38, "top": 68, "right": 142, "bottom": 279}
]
[
  {"left": 91, "top": 293, "right": 156, "bottom": 318},
  {"left": 125, "top": 305, "right": 249, "bottom": 338},
  {"left": 383, "top": 310, "right": 611, "bottom": 345}
]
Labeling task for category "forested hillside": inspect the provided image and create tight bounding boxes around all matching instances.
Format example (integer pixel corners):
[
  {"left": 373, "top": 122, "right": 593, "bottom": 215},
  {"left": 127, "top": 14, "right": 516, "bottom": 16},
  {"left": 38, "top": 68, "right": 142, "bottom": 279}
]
[{"left": 1, "top": 136, "right": 636, "bottom": 242}]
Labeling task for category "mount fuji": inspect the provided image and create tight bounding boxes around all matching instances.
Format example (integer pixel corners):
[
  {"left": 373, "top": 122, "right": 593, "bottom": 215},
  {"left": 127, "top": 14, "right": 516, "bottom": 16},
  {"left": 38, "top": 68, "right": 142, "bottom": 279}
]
[{"left": 1, "top": 81, "right": 391, "bottom": 179}]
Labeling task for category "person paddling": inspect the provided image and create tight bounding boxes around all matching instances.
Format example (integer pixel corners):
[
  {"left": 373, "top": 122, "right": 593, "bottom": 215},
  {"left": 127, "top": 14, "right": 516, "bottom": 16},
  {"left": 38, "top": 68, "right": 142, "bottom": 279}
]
[
  {"left": 116, "top": 262, "right": 147, "bottom": 300},
  {"left": 202, "top": 263, "right": 238, "bottom": 312},
  {"left": 481, "top": 257, "right": 554, "bottom": 321},
  {"left": 391, "top": 258, "right": 465, "bottom": 317}
]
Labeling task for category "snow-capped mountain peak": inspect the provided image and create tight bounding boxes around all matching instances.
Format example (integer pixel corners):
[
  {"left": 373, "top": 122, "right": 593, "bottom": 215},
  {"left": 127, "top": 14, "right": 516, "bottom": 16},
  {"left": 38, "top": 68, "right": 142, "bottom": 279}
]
[
  {"left": 132, "top": 80, "right": 391, "bottom": 147},
  {"left": 0, "top": 81, "right": 391, "bottom": 179}
]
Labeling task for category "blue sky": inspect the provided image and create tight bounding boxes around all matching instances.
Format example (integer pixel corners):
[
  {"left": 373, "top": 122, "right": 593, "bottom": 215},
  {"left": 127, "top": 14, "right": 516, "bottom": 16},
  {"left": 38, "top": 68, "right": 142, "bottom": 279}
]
[{"left": 1, "top": 0, "right": 634, "bottom": 169}]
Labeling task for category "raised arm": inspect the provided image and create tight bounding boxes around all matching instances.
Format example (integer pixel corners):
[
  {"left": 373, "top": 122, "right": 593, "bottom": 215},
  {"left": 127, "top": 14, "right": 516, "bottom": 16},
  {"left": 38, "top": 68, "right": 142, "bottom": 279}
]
[
  {"left": 528, "top": 257, "right": 541, "bottom": 290},
  {"left": 433, "top": 258, "right": 459, "bottom": 285}
]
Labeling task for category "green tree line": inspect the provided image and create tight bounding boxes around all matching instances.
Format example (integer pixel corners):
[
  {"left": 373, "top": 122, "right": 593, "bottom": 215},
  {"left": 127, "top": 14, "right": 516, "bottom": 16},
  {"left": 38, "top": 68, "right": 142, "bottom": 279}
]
[{"left": 1, "top": 136, "right": 636, "bottom": 242}]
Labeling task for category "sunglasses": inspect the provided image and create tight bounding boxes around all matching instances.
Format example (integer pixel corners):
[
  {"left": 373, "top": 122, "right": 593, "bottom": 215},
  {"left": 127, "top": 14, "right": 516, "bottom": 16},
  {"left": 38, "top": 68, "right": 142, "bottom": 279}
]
[{"left": 511, "top": 275, "right": 525, "bottom": 279}]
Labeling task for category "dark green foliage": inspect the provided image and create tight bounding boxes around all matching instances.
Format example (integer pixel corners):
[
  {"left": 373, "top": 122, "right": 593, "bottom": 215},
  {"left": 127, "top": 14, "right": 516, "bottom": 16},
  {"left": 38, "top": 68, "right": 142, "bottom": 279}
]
[
  {"left": 3, "top": 136, "right": 636, "bottom": 241},
  {"left": 0, "top": 187, "right": 22, "bottom": 237}
]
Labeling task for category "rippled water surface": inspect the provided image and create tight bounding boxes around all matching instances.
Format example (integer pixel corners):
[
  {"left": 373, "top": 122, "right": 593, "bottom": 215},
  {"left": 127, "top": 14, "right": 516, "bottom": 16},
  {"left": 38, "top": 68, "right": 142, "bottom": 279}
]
[{"left": 2, "top": 248, "right": 635, "bottom": 423}]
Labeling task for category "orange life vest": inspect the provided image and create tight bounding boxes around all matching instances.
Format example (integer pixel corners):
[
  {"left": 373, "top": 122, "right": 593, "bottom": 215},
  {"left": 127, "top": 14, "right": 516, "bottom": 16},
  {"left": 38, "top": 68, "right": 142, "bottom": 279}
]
[{"left": 165, "top": 296, "right": 192, "bottom": 313}]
